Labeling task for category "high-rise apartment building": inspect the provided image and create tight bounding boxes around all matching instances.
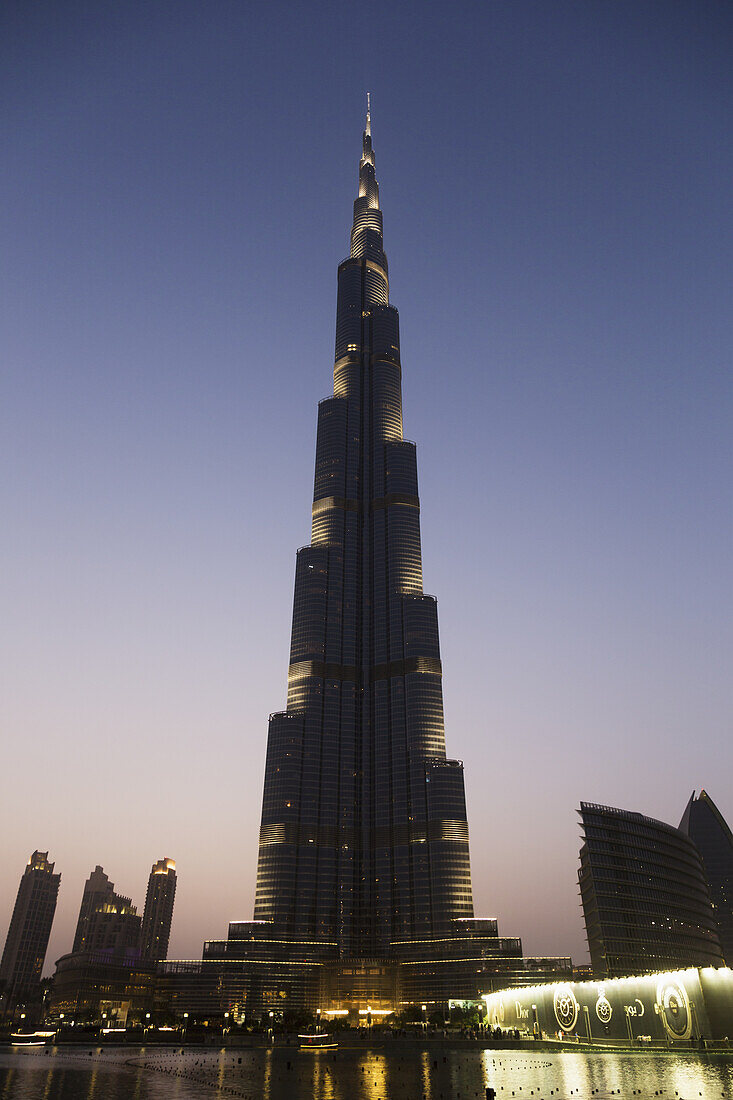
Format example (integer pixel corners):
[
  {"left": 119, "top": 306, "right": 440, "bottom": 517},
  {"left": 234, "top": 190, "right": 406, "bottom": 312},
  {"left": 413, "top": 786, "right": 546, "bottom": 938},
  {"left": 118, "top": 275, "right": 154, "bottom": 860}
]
[
  {"left": 72, "top": 865, "right": 114, "bottom": 953},
  {"left": 198, "top": 103, "right": 528, "bottom": 1014},
  {"left": 578, "top": 802, "right": 723, "bottom": 978},
  {"left": 49, "top": 860, "right": 170, "bottom": 1024},
  {"left": 679, "top": 790, "right": 733, "bottom": 964},
  {"left": 0, "top": 851, "right": 60, "bottom": 1014},
  {"left": 141, "top": 858, "right": 176, "bottom": 961}
]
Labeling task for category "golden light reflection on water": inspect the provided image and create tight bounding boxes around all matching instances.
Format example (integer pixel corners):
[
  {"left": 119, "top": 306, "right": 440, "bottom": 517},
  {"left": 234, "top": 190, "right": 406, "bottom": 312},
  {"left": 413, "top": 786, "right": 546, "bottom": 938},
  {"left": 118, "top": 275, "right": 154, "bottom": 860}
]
[
  {"left": 84, "top": 1063, "right": 98, "bottom": 1099},
  {"left": 479, "top": 1048, "right": 733, "bottom": 1100},
  {"left": 3, "top": 1045, "right": 733, "bottom": 1100},
  {"left": 419, "top": 1049, "right": 434, "bottom": 1099}
]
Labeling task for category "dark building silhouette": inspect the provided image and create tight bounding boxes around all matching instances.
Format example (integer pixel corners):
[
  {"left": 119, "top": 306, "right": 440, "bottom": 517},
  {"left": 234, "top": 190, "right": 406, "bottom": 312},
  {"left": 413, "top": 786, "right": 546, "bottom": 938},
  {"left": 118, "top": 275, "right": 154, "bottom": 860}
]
[
  {"left": 679, "top": 790, "right": 733, "bottom": 964},
  {"left": 255, "top": 99, "right": 476, "bottom": 952},
  {"left": 0, "top": 851, "right": 60, "bottom": 1015},
  {"left": 578, "top": 802, "right": 723, "bottom": 979},
  {"left": 199, "top": 101, "right": 530, "bottom": 1014},
  {"left": 141, "top": 857, "right": 176, "bottom": 961},
  {"left": 48, "top": 861, "right": 168, "bottom": 1024},
  {"left": 72, "top": 866, "right": 114, "bottom": 953}
]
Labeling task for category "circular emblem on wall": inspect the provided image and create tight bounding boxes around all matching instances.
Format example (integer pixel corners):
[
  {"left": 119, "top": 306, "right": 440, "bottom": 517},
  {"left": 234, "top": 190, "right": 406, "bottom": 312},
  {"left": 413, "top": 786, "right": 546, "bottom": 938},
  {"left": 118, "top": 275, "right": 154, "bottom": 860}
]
[
  {"left": 595, "top": 990, "right": 612, "bottom": 1025},
  {"left": 656, "top": 978, "right": 691, "bottom": 1040},
  {"left": 553, "top": 984, "right": 579, "bottom": 1032}
]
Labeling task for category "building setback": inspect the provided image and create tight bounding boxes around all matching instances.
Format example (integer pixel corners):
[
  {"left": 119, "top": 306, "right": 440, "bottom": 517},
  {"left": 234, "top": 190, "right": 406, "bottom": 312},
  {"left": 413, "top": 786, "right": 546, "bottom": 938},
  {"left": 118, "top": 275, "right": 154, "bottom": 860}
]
[
  {"left": 0, "top": 851, "right": 60, "bottom": 1015},
  {"left": 578, "top": 801, "right": 723, "bottom": 979},
  {"left": 679, "top": 790, "right": 733, "bottom": 964},
  {"left": 199, "top": 102, "right": 532, "bottom": 1015}
]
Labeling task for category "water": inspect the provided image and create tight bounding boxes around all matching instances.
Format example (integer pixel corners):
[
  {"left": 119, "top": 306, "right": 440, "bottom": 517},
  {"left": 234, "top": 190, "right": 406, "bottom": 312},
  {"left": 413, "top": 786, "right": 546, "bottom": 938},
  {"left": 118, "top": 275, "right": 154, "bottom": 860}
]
[{"left": 2, "top": 1044, "right": 733, "bottom": 1099}]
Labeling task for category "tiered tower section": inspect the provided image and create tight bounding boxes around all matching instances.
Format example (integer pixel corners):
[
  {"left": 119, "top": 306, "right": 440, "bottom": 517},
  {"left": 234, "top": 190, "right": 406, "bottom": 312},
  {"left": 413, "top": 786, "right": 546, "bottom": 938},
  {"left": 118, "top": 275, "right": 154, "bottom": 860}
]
[{"left": 254, "top": 104, "right": 474, "bottom": 958}]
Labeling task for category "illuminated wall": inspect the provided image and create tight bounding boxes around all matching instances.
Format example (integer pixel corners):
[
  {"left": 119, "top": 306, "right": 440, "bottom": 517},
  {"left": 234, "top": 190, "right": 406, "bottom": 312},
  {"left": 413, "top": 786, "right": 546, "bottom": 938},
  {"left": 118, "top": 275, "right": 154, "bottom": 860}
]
[{"left": 484, "top": 966, "right": 733, "bottom": 1043}]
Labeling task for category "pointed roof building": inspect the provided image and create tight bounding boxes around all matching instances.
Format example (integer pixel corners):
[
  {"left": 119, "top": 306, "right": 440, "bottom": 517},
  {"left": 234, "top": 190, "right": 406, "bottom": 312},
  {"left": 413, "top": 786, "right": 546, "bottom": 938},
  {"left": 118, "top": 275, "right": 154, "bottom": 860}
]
[{"left": 679, "top": 790, "right": 733, "bottom": 964}]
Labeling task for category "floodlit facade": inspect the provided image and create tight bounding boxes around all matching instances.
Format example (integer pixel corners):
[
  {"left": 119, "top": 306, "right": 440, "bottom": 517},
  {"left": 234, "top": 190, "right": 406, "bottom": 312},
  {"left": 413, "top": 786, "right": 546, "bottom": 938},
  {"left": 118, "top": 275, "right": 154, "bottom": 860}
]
[
  {"left": 141, "top": 858, "right": 177, "bottom": 962},
  {"left": 679, "top": 790, "right": 733, "bottom": 964},
  {"left": 484, "top": 966, "right": 733, "bottom": 1044},
  {"left": 200, "top": 103, "right": 526, "bottom": 1013},
  {"left": 578, "top": 802, "right": 723, "bottom": 979},
  {"left": 0, "top": 851, "right": 60, "bottom": 1016}
]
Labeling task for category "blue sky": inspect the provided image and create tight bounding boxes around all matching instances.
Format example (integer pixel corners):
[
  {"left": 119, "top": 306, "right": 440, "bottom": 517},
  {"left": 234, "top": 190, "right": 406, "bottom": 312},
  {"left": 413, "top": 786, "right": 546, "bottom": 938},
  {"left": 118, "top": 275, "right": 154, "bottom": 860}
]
[{"left": 1, "top": 1, "right": 731, "bottom": 969}]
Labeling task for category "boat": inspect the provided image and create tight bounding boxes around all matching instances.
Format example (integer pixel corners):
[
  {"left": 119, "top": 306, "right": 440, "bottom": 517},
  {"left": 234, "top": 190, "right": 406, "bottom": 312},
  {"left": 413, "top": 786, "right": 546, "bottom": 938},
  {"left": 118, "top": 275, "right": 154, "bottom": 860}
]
[
  {"left": 298, "top": 1032, "right": 338, "bottom": 1050},
  {"left": 10, "top": 1031, "right": 55, "bottom": 1046}
]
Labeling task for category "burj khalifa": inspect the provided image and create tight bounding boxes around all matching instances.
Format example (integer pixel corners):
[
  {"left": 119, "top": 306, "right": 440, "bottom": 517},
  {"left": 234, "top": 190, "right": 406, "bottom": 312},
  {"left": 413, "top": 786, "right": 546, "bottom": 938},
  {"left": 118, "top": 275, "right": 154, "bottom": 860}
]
[{"left": 201, "top": 103, "right": 526, "bottom": 1013}]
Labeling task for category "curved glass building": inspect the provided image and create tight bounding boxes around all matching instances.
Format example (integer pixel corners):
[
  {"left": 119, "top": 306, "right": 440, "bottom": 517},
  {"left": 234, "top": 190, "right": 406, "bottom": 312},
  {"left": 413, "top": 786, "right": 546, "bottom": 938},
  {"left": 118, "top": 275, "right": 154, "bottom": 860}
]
[{"left": 578, "top": 801, "right": 723, "bottom": 979}]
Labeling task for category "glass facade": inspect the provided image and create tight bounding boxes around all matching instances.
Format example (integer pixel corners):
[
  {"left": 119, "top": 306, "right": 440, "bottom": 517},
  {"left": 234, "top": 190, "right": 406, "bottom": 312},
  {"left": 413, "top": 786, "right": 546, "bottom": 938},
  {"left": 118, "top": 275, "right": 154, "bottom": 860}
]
[
  {"left": 679, "top": 790, "right": 733, "bottom": 965},
  {"left": 189, "top": 108, "right": 530, "bottom": 1015},
  {"left": 578, "top": 801, "right": 724, "bottom": 979},
  {"left": 252, "top": 107, "right": 475, "bottom": 959}
]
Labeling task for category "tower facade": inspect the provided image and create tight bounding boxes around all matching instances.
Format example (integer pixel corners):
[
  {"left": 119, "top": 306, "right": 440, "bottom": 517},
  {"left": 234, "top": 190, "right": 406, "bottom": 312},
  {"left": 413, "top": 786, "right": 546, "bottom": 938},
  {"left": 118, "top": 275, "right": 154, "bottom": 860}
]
[
  {"left": 578, "top": 802, "right": 723, "bottom": 978},
  {"left": 679, "top": 790, "right": 733, "bottom": 963},
  {"left": 0, "top": 851, "right": 60, "bottom": 1014},
  {"left": 73, "top": 865, "right": 114, "bottom": 953},
  {"left": 253, "top": 103, "right": 474, "bottom": 959},
  {"left": 141, "top": 857, "right": 177, "bottom": 961},
  {"left": 196, "top": 106, "right": 530, "bottom": 1015}
]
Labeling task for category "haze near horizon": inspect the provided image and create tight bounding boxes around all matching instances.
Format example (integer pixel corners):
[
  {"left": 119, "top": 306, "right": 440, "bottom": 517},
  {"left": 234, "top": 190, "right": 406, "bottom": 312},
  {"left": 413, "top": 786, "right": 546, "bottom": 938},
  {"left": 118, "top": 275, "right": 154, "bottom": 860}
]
[{"left": 1, "top": 0, "right": 731, "bottom": 972}]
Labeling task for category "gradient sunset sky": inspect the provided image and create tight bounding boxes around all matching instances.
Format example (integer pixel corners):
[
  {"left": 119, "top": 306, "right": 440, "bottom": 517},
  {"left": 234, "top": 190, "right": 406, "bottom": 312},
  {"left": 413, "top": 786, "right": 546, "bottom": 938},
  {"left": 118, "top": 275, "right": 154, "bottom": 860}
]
[{"left": 2, "top": 1, "right": 732, "bottom": 972}]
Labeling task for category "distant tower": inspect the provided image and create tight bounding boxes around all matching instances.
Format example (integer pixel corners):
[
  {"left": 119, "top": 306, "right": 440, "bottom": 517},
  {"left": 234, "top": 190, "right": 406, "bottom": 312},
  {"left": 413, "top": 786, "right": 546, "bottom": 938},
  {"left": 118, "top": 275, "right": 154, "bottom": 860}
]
[
  {"left": 679, "top": 790, "right": 733, "bottom": 963},
  {"left": 578, "top": 802, "right": 723, "bottom": 978},
  {"left": 72, "top": 866, "right": 114, "bottom": 953},
  {"left": 0, "top": 851, "right": 60, "bottom": 1013},
  {"left": 141, "top": 858, "right": 176, "bottom": 961}
]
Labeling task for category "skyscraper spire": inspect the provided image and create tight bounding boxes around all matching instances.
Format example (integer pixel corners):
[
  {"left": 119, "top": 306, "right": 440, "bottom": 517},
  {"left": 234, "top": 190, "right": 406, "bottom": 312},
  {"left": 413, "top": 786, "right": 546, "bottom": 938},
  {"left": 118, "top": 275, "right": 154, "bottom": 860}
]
[
  {"left": 201, "top": 105, "right": 527, "bottom": 1016},
  {"left": 252, "top": 108, "right": 476, "bottom": 957}
]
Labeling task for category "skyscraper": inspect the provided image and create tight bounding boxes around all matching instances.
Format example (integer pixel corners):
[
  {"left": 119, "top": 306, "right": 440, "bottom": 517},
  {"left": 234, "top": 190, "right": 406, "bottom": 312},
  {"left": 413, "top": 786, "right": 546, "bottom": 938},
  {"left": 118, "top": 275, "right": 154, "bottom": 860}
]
[
  {"left": 195, "top": 103, "right": 529, "bottom": 1016},
  {"left": 578, "top": 802, "right": 723, "bottom": 979},
  {"left": 67, "top": 865, "right": 142, "bottom": 959},
  {"left": 141, "top": 857, "right": 176, "bottom": 961},
  {"left": 0, "top": 851, "right": 60, "bottom": 1015},
  {"left": 72, "top": 865, "right": 114, "bottom": 953},
  {"left": 254, "top": 100, "right": 475, "bottom": 957},
  {"left": 679, "top": 790, "right": 733, "bottom": 964}
]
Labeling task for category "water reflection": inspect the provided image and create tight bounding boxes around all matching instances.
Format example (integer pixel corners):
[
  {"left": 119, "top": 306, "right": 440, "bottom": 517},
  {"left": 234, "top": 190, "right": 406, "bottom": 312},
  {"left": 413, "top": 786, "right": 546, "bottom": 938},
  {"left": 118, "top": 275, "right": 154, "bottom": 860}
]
[{"left": 1, "top": 1045, "right": 733, "bottom": 1099}]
